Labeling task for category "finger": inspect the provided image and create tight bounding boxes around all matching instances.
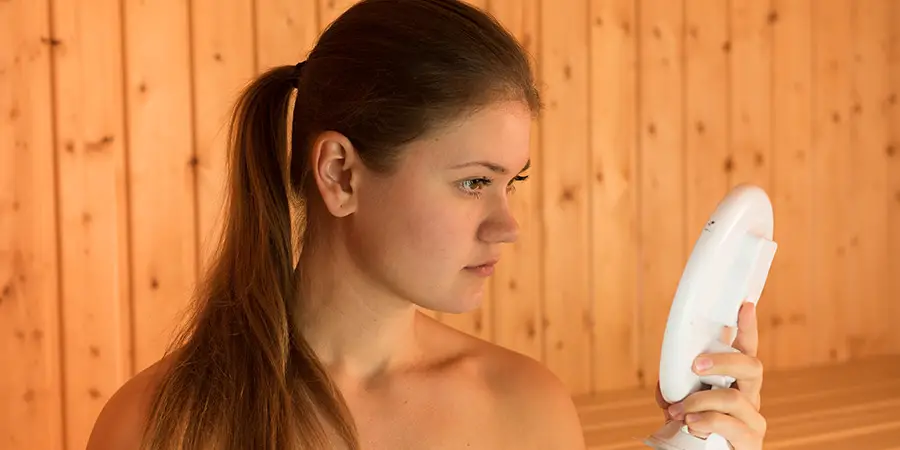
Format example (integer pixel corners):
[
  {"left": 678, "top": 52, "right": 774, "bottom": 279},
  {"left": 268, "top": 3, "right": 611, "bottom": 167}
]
[
  {"left": 682, "top": 411, "right": 764, "bottom": 449},
  {"left": 720, "top": 325, "right": 738, "bottom": 345},
  {"left": 655, "top": 381, "right": 673, "bottom": 420},
  {"left": 733, "top": 301, "right": 759, "bottom": 357},
  {"left": 693, "top": 352, "right": 764, "bottom": 409},
  {"left": 669, "top": 387, "right": 767, "bottom": 435},
  {"left": 687, "top": 428, "right": 711, "bottom": 440},
  {"left": 655, "top": 381, "right": 672, "bottom": 408}
]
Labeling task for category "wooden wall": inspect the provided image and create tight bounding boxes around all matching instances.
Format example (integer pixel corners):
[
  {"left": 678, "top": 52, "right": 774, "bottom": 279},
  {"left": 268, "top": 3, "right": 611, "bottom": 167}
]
[{"left": 1, "top": 0, "right": 898, "bottom": 448}]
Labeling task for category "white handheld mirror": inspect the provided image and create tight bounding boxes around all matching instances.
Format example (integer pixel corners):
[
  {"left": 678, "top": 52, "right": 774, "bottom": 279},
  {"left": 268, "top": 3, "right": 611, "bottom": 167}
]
[{"left": 643, "top": 184, "right": 778, "bottom": 450}]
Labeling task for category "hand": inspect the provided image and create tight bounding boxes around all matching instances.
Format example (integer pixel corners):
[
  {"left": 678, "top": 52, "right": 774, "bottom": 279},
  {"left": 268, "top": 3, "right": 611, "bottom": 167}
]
[{"left": 654, "top": 301, "right": 767, "bottom": 449}]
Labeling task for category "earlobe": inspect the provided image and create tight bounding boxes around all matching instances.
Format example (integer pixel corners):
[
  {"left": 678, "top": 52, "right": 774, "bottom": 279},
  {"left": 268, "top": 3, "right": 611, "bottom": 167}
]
[{"left": 309, "top": 131, "right": 360, "bottom": 217}]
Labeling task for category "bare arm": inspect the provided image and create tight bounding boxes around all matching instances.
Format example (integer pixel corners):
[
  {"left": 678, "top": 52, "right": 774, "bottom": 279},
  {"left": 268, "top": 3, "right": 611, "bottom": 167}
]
[
  {"left": 86, "top": 360, "right": 166, "bottom": 450},
  {"left": 495, "top": 352, "right": 587, "bottom": 450}
]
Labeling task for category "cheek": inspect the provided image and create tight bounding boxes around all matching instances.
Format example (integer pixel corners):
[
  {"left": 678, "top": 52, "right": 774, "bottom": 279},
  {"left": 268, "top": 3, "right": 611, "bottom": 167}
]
[
  {"left": 396, "top": 187, "right": 472, "bottom": 263},
  {"left": 359, "top": 177, "right": 475, "bottom": 270}
]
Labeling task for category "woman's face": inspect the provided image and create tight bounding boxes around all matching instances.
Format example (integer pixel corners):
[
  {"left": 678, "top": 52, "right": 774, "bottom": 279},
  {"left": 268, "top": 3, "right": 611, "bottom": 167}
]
[{"left": 347, "top": 101, "right": 533, "bottom": 314}]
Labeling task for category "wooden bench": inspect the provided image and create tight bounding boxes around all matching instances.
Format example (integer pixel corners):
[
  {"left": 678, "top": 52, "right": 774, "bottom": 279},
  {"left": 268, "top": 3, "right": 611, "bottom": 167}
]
[{"left": 574, "top": 355, "right": 900, "bottom": 449}]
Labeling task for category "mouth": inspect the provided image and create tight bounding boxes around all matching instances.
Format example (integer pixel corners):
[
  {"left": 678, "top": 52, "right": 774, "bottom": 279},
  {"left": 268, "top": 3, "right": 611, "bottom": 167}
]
[
  {"left": 466, "top": 257, "right": 499, "bottom": 268},
  {"left": 464, "top": 259, "right": 499, "bottom": 277}
]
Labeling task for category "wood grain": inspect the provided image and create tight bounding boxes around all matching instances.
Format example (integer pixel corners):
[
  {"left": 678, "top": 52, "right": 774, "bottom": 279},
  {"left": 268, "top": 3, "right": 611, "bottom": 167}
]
[
  {"left": 577, "top": 355, "right": 900, "bottom": 449},
  {"left": 191, "top": 0, "right": 255, "bottom": 276},
  {"left": 0, "top": 2, "right": 64, "bottom": 449},
  {"left": 811, "top": 0, "right": 852, "bottom": 364},
  {"left": 123, "top": 0, "right": 198, "bottom": 372},
  {"left": 890, "top": 0, "right": 900, "bottom": 355},
  {"left": 50, "top": 0, "right": 132, "bottom": 448},
  {"left": 589, "top": 0, "right": 640, "bottom": 392},
  {"left": 769, "top": 0, "right": 814, "bottom": 370},
  {"left": 2, "top": 4, "right": 900, "bottom": 446},
  {"left": 848, "top": 0, "right": 891, "bottom": 358},
  {"left": 637, "top": 0, "right": 685, "bottom": 390},
  {"left": 541, "top": 0, "right": 593, "bottom": 395},
  {"left": 256, "top": 0, "right": 319, "bottom": 72}
]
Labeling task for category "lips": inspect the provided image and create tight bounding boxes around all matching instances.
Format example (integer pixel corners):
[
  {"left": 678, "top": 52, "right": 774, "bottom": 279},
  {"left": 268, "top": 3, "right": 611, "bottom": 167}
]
[
  {"left": 467, "top": 258, "right": 499, "bottom": 269},
  {"left": 464, "top": 257, "right": 499, "bottom": 277},
  {"left": 465, "top": 262, "right": 496, "bottom": 277}
]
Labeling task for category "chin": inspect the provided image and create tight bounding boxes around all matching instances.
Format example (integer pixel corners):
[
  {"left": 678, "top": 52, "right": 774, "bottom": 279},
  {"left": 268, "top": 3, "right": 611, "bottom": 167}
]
[{"left": 422, "top": 284, "right": 487, "bottom": 315}]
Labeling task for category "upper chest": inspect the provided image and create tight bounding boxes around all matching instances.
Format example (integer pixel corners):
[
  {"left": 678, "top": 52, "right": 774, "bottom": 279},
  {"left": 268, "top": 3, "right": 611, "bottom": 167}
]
[{"left": 326, "top": 358, "right": 513, "bottom": 450}]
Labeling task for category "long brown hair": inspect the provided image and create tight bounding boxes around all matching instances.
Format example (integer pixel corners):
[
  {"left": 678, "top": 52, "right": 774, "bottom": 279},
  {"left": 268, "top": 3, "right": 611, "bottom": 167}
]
[{"left": 141, "top": 0, "right": 541, "bottom": 448}]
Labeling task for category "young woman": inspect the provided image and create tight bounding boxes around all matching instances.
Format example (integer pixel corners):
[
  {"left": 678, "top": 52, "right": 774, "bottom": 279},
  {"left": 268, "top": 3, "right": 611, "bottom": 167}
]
[{"left": 87, "top": 0, "right": 766, "bottom": 448}]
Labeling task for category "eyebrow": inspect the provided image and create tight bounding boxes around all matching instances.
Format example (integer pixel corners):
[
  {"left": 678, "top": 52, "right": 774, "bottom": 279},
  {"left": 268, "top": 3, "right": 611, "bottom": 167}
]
[{"left": 450, "top": 159, "right": 531, "bottom": 174}]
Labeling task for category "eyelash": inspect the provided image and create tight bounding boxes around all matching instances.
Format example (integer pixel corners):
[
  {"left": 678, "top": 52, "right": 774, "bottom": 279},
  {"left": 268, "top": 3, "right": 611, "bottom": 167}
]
[{"left": 459, "top": 175, "right": 530, "bottom": 198}]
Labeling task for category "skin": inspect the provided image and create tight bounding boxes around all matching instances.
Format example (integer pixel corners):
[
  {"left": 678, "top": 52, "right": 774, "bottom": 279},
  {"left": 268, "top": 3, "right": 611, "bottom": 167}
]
[
  {"left": 86, "top": 101, "right": 586, "bottom": 449},
  {"left": 290, "top": 99, "right": 585, "bottom": 448},
  {"left": 87, "top": 99, "right": 766, "bottom": 449},
  {"left": 655, "top": 301, "right": 768, "bottom": 448},
  {"left": 294, "top": 100, "right": 534, "bottom": 381}
]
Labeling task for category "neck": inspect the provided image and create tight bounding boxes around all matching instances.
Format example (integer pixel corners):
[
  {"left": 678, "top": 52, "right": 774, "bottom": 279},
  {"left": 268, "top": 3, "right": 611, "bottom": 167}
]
[{"left": 292, "top": 237, "right": 425, "bottom": 389}]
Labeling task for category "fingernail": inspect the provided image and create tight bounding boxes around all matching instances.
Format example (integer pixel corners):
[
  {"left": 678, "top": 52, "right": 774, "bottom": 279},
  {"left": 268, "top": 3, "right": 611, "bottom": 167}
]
[
  {"left": 685, "top": 413, "right": 700, "bottom": 423},
  {"left": 695, "top": 357, "right": 713, "bottom": 371},
  {"left": 667, "top": 402, "right": 684, "bottom": 417}
]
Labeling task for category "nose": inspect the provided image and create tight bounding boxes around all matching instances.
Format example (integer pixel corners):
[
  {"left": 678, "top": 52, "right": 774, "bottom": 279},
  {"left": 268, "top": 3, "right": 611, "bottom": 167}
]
[{"left": 478, "top": 205, "right": 519, "bottom": 244}]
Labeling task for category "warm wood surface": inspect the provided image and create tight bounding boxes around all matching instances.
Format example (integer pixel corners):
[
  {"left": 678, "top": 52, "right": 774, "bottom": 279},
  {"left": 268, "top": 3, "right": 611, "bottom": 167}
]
[
  {"left": 2, "top": 0, "right": 899, "bottom": 448},
  {"left": 575, "top": 355, "right": 900, "bottom": 449}
]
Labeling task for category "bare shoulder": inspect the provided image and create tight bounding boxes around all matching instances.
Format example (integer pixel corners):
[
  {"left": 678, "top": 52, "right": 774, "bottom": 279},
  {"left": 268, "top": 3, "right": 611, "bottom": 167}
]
[
  {"left": 481, "top": 343, "right": 587, "bottom": 450},
  {"left": 420, "top": 313, "right": 586, "bottom": 449},
  {"left": 85, "top": 353, "right": 177, "bottom": 450}
]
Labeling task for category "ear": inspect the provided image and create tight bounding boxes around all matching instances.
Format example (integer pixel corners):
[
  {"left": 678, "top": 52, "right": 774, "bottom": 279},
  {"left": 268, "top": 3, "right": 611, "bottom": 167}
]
[{"left": 308, "top": 130, "right": 361, "bottom": 217}]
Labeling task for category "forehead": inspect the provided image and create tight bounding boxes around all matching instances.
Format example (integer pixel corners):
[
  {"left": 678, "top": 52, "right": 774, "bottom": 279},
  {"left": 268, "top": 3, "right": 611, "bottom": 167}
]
[{"left": 404, "top": 101, "right": 532, "bottom": 170}]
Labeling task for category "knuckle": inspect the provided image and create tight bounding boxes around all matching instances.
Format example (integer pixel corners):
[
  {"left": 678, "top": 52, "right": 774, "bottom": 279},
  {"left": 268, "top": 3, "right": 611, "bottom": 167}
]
[
  {"left": 695, "top": 389, "right": 717, "bottom": 407},
  {"left": 705, "top": 412, "right": 727, "bottom": 428},
  {"left": 725, "top": 387, "right": 743, "bottom": 404}
]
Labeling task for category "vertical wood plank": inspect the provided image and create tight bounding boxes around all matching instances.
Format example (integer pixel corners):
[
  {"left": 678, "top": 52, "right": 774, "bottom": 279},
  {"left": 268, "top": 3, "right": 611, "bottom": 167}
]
[
  {"left": 684, "top": 0, "right": 729, "bottom": 251},
  {"left": 318, "top": 0, "right": 356, "bottom": 32},
  {"left": 888, "top": 0, "right": 900, "bottom": 355},
  {"left": 848, "top": 0, "right": 891, "bottom": 358},
  {"left": 589, "top": 0, "right": 640, "bottom": 391},
  {"left": 255, "top": 0, "right": 319, "bottom": 72},
  {"left": 729, "top": 0, "right": 774, "bottom": 363},
  {"left": 540, "top": 0, "right": 592, "bottom": 394},
  {"left": 811, "top": 0, "right": 852, "bottom": 364},
  {"left": 769, "top": 0, "right": 814, "bottom": 370},
  {"left": 638, "top": 0, "right": 685, "bottom": 389},
  {"left": 463, "top": 0, "right": 488, "bottom": 11},
  {"left": 50, "top": 0, "right": 132, "bottom": 447},
  {"left": 0, "top": 0, "right": 64, "bottom": 448},
  {"left": 124, "top": 0, "right": 198, "bottom": 372},
  {"left": 192, "top": 0, "right": 255, "bottom": 276},
  {"left": 489, "top": 0, "right": 543, "bottom": 362},
  {"left": 729, "top": 1, "right": 773, "bottom": 189}
]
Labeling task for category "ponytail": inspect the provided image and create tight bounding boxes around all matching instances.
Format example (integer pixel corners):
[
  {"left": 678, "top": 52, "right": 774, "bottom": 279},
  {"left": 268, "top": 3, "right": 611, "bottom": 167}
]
[{"left": 141, "top": 65, "right": 359, "bottom": 450}]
